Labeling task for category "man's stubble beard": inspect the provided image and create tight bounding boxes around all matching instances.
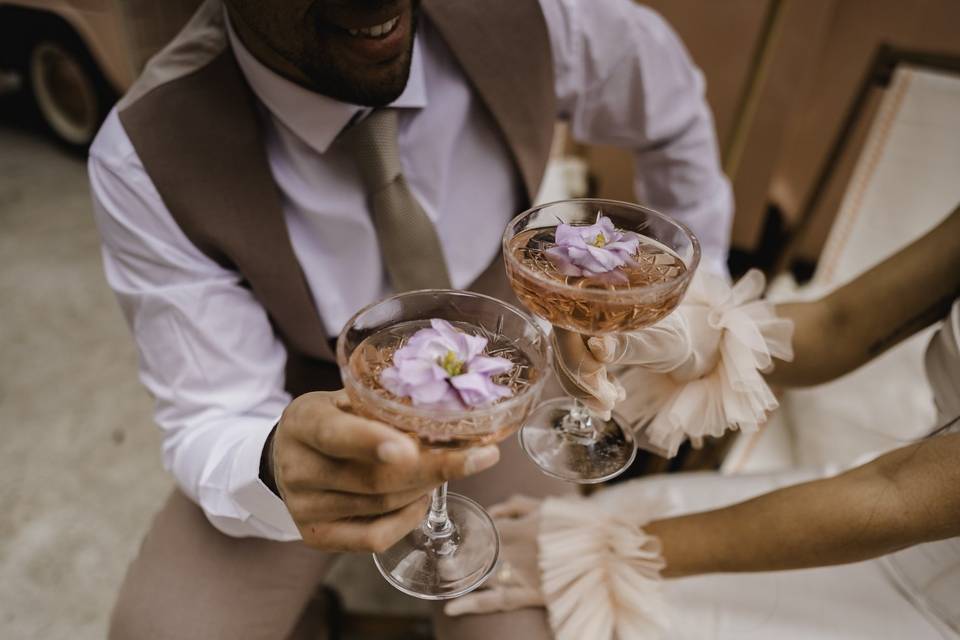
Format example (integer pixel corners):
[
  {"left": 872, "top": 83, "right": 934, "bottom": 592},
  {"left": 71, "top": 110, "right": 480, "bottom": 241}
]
[
  {"left": 304, "top": 46, "right": 415, "bottom": 107},
  {"left": 295, "top": 1, "right": 419, "bottom": 107}
]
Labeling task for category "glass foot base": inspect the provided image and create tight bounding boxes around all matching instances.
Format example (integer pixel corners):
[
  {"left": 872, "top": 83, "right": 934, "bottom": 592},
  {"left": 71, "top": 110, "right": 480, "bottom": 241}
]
[
  {"left": 519, "top": 397, "right": 638, "bottom": 484},
  {"left": 373, "top": 493, "right": 499, "bottom": 600}
]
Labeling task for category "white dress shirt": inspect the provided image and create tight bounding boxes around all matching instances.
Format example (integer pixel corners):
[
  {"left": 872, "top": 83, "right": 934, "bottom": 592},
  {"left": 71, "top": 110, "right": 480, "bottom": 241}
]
[{"left": 89, "top": 0, "right": 732, "bottom": 540}]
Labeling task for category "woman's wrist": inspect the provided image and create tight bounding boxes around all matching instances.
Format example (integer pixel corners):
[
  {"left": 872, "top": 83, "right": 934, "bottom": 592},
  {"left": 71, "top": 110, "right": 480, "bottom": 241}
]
[
  {"left": 646, "top": 511, "right": 727, "bottom": 579},
  {"left": 646, "top": 518, "right": 689, "bottom": 578}
]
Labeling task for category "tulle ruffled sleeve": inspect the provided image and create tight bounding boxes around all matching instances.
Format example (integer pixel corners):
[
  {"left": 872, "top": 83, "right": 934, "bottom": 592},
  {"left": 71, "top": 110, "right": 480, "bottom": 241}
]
[
  {"left": 618, "top": 269, "right": 794, "bottom": 456},
  {"left": 538, "top": 496, "right": 671, "bottom": 640}
]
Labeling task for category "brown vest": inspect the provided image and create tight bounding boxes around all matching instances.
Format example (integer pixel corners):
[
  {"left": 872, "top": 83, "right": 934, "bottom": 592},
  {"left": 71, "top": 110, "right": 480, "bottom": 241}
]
[{"left": 118, "top": 0, "right": 555, "bottom": 396}]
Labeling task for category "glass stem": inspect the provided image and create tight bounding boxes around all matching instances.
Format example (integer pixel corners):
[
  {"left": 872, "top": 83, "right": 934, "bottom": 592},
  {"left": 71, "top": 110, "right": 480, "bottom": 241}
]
[
  {"left": 561, "top": 397, "right": 598, "bottom": 440},
  {"left": 424, "top": 482, "right": 454, "bottom": 539}
]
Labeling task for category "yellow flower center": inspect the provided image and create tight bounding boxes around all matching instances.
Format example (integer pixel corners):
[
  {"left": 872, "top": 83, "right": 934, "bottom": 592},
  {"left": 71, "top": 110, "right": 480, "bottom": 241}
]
[
  {"left": 439, "top": 350, "right": 464, "bottom": 377},
  {"left": 591, "top": 233, "right": 607, "bottom": 248}
]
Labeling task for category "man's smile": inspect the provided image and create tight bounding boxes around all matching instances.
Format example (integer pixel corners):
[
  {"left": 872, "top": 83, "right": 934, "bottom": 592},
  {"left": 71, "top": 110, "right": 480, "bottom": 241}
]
[{"left": 315, "top": 0, "right": 412, "bottom": 65}]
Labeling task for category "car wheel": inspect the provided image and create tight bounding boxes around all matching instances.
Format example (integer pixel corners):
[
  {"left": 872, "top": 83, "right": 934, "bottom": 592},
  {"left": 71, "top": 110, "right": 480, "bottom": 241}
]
[{"left": 26, "top": 32, "right": 113, "bottom": 152}]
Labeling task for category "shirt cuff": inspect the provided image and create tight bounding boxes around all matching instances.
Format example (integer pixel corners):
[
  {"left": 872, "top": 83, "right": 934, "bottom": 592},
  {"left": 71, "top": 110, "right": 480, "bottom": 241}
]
[{"left": 228, "top": 417, "right": 302, "bottom": 540}]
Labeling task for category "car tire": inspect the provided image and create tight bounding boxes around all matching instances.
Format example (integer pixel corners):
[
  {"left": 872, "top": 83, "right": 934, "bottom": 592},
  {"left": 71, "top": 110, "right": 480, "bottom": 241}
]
[{"left": 24, "top": 25, "right": 114, "bottom": 153}]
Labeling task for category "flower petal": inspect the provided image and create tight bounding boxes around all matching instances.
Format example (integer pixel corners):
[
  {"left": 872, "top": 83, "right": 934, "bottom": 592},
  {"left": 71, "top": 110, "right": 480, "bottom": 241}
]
[
  {"left": 467, "top": 355, "right": 514, "bottom": 376},
  {"left": 377, "top": 320, "right": 518, "bottom": 409},
  {"left": 459, "top": 332, "right": 489, "bottom": 362},
  {"left": 555, "top": 223, "right": 589, "bottom": 248},
  {"left": 450, "top": 373, "right": 513, "bottom": 406},
  {"left": 606, "top": 234, "right": 640, "bottom": 256},
  {"left": 428, "top": 319, "right": 464, "bottom": 350},
  {"left": 402, "top": 329, "right": 449, "bottom": 361},
  {"left": 410, "top": 380, "right": 459, "bottom": 406},
  {"left": 585, "top": 244, "right": 625, "bottom": 271},
  {"left": 545, "top": 247, "right": 585, "bottom": 276},
  {"left": 379, "top": 366, "right": 406, "bottom": 396},
  {"left": 597, "top": 215, "right": 617, "bottom": 239},
  {"left": 547, "top": 215, "right": 639, "bottom": 277}
]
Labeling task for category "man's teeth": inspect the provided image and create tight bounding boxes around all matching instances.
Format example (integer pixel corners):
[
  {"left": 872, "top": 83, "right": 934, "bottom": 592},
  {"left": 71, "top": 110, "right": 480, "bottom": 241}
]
[{"left": 348, "top": 16, "right": 400, "bottom": 38}]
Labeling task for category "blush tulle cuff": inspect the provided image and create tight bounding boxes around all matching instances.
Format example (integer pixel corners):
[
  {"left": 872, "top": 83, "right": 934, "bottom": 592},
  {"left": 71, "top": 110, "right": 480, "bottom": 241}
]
[
  {"left": 539, "top": 496, "right": 670, "bottom": 640},
  {"left": 618, "top": 269, "right": 794, "bottom": 457}
]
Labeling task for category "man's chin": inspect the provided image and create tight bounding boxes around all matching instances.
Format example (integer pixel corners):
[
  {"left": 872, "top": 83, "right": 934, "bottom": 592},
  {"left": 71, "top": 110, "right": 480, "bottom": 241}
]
[
  {"left": 307, "top": 53, "right": 413, "bottom": 107},
  {"left": 350, "top": 67, "right": 411, "bottom": 106},
  {"left": 304, "top": 3, "right": 418, "bottom": 107}
]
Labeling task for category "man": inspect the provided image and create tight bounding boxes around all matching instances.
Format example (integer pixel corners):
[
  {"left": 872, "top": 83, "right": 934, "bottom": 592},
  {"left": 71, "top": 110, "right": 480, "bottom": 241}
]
[{"left": 90, "top": 0, "right": 731, "bottom": 637}]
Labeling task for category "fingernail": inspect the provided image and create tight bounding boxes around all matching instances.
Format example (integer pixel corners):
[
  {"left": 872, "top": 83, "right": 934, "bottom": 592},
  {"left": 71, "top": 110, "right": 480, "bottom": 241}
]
[
  {"left": 588, "top": 336, "right": 612, "bottom": 362},
  {"left": 377, "top": 439, "right": 417, "bottom": 464},
  {"left": 611, "top": 376, "right": 626, "bottom": 402},
  {"left": 598, "top": 377, "right": 619, "bottom": 405},
  {"left": 464, "top": 446, "right": 500, "bottom": 474}
]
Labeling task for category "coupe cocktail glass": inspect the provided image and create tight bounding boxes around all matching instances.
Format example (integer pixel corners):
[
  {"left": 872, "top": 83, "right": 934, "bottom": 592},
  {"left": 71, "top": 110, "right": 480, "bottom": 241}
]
[
  {"left": 503, "top": 198, "right": 700, "bottom": 483},
  {"left": 337, "top": 289, "right": 551, "bottom": 599}
]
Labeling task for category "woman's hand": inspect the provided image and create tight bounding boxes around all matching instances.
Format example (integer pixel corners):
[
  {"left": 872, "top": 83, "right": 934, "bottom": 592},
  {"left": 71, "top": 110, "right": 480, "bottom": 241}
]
[
  {"left": 554, "top": 269, "right": 794, "bottom": 456},
  {"left": 551, "top": 328, "right": 625, "bottom": 421},
  {"left": 444, "top": 495, "right": 546, "bottom": 616},
  {"left": 446, "top": 491, "right": 672, "bottom": 639}
]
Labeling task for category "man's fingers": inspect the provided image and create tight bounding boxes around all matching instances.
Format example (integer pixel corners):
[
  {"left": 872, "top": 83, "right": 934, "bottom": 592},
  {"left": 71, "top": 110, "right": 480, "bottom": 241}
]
[
  {"left": 424, "top": 445, "right": 501, "bottom": 483},
  {"left": 325, "top": 445, "right": 501, "bottom": 494},
  {"left": 300, "top": 495, "right": 430, "bottom": 553},
  {"left": 288, "top": 487, "right": 432, "bottom": 521},
  {"left": 298, "top": 398, "right": 418, "bottom": 465},
  {"left": 329, "top": 388, "right": 351, "bottom": 410},
  {"left": 392, "top": 445, "right": 501, "bottom": 490}
]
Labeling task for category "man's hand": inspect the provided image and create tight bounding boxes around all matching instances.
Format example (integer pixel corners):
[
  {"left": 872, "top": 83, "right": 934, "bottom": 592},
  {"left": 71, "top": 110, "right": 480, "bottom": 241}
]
[{"left": 270, "top": 390, "right": 500, "bottom": 552}]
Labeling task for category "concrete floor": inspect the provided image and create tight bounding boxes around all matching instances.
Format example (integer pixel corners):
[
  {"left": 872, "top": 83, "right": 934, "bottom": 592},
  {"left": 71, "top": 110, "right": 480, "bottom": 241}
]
[
  {"left": 0, "top": 113, "right": 171, "bottom": 637},
  {"left": 0, "top": 104, "right": 427, "bottom": 639}
]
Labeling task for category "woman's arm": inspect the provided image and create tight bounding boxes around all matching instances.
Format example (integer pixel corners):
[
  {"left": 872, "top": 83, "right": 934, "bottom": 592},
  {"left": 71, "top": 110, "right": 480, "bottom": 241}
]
[
  {"left": 647, "top": 433, "right": 960, "bottom": 578},
  {"left": 767, "top": 204, "right": 960, "bottom": 387}
]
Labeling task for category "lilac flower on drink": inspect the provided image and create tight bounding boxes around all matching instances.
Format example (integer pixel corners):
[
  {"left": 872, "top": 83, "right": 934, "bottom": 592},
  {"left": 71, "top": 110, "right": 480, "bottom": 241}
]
[
  {"left": 545, "top": 214, "right": 640, "bottom": 283},
  {"left": 380, "top": 319, "right": 514, "bottom": 409}
]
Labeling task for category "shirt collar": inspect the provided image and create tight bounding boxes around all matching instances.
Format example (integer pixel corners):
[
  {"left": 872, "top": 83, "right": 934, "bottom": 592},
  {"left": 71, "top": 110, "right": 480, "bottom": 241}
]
[{"left": 225, "top": 11, "right": 427, "bottom": 154}]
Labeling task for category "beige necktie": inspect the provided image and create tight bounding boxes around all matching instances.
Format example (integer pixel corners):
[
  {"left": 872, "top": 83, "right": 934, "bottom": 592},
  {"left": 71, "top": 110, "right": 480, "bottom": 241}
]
[{"left": 343, "top": 109, "right": 452, "bottom": 291}]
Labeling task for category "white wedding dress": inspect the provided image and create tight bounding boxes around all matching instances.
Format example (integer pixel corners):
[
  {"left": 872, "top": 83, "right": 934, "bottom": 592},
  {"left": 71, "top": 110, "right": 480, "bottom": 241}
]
[{"left": 597, "top": 299, "right": 960, "bottom": 639}]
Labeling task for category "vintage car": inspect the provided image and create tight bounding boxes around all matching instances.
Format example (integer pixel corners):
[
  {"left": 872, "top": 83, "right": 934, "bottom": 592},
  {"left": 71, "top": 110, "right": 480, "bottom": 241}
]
[{"left": 0, "top": 0, "right": 199, "bottom": 150}]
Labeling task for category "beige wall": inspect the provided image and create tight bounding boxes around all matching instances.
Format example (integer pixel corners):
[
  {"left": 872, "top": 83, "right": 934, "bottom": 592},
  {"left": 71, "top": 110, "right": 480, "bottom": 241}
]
[
  {"left": 771, "top": 0, "right": 960, "bottom": 261},
  {"left": 585, "top": 0, "right": 960, "bottom": 260},
  {"left": 584, "top": 0, "right": 773, "bottom": 207},
  {"left": 644, "top": 0, "right": 772, "bottom": 151},
  {"left": 725, "top": 0, "right": 836, "bottom": 251}
]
